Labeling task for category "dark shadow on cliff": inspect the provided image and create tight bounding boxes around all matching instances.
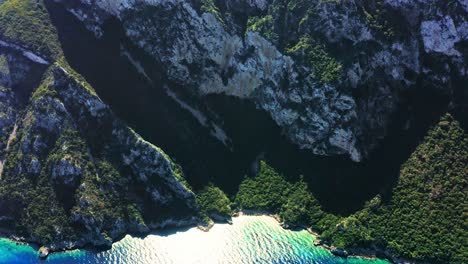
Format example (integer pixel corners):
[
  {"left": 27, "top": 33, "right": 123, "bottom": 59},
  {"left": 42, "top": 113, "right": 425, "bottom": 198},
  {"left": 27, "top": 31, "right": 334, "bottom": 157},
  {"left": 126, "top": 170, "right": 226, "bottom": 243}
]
[{"left": 45, "top": 1, "right": 462, "bottom": 214}]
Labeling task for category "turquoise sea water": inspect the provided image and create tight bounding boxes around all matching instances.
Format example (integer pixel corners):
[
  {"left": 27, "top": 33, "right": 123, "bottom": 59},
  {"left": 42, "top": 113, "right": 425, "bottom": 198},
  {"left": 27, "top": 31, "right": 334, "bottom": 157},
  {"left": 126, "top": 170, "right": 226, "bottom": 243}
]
[{"left": 0, "top": 216, "right": 389, "bottom": 264}]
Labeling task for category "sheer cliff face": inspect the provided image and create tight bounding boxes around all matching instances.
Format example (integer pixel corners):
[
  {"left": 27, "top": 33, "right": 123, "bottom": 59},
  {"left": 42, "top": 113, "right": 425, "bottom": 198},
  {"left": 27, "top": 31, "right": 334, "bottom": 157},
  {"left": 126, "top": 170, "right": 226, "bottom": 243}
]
[
  {"left": 0, "top": 0, "right": 196, "bottom": 249},
  {"left": 54, "top": 0, "right": 467, "bottom": 161}
]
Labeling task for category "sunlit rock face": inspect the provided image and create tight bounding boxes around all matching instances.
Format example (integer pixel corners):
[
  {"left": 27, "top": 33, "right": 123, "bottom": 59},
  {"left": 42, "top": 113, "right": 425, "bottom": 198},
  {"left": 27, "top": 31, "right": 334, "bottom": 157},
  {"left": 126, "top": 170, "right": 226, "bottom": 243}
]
[
  {"left": 55, "top": 0, "right": 466, "bottom": 162},
  {"left": 57, "top": 0, "right": 361, "bottom": 160},
  {"left": 421, "top": 16, "right": 461, "bottom": 56}
]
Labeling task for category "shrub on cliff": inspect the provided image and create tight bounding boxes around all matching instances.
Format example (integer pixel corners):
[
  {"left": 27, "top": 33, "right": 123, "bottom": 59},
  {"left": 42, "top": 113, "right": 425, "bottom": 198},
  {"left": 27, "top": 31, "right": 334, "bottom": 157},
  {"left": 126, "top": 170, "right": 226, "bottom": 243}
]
[
  {"left": 235, "top": 161, "right": 324, "bottom": 227},
  {"left": 279, "top": 178, "right": 323, "bottom": 226},
  {"left": 196, "top": 185, "right": 231, "bottom": 220},
  {"left": 287, "top": 35, "right": 342, "bottom": 84},
  {"left": 235, "top": 161, "right": 291, "bottom": 211}
]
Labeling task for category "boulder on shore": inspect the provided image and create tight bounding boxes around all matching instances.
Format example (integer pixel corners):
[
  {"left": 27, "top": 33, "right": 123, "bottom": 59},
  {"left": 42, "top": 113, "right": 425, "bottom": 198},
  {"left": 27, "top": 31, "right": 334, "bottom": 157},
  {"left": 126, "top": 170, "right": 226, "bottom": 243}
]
[
  {"left": 313, "top": 239, "right": 322, "bottom": 246},
  {"left": 38, "top": 246, "right": 50, "bottom": 259},
  {"left": 331, "top": 247, "right": 348, "bottom": 258}
]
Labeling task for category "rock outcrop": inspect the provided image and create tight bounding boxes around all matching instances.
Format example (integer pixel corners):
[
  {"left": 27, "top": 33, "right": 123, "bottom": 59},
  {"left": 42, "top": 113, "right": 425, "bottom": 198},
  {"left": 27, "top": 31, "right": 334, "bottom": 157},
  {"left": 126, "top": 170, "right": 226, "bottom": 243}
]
[{"left": 0, "top": 0, "right": 197, "bottom": 251}]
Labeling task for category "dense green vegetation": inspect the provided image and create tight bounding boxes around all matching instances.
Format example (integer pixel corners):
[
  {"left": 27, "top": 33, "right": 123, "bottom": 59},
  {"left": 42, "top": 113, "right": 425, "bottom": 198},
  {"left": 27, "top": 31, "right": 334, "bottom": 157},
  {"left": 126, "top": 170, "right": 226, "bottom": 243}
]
[
  {"left": 243, "top": 0, "right": 405, "bottom": 85},
  {"left": 279, "top": 179, "right": 324, "bottom": 226},
  {"left": 55, "top": 58, "right": 97, "bottom": 95},
  {"left": 377, "top": 114, "right": 465, "bottom": 261},
  {"left": 234, "top": 114, "right": 467, "bottom": 263},
  {"left": 246, "top": 15, "right": 278, "bottom": 42},
  {"left": 196, "top": 185, "right": 231, "bottom": 221},
  {"left": 245, "top": 1, "right": 344, "bottom": 85},
  {"left": 235, "top": 161, "right": 290, "bottom": 211},
  {"left": 0, "top": 0, "right": 62, "bottom": 59},
  {"left": 362, "top": 0, "right": 397, "bottom": 38},
  {"left": 30, "top": 75, "right": 57, "bottom": 101},
  {"left": 21, "top": 129, "right": 82, "bottom": 243},
  {"left": 236, "top": 161, "right": 323, "bottom": 227},
  {"left": 287, "top": 35, "right": 343, "bottom": 84},
  {"left": 0, "top": 69, "right": 146, "bottom": 245},
  {"left": 318, "top": 114, "right": 467, "bottom": 264},
  {"left": 0, "top": 114, "right": 79, "bottom": 244},
  {"left": 200, "top": 0, "right": 224, "bottom": 24}
]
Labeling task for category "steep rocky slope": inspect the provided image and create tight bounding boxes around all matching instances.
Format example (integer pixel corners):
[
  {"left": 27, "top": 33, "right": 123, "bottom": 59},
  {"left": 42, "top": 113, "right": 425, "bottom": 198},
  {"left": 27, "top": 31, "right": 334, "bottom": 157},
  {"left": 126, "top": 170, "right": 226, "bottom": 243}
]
[
  {"left": 54, "top": 0, "right": 467, "bottom": 161},
  {"left": 0, "top": 0, "right": 197, "bottom": 251}
]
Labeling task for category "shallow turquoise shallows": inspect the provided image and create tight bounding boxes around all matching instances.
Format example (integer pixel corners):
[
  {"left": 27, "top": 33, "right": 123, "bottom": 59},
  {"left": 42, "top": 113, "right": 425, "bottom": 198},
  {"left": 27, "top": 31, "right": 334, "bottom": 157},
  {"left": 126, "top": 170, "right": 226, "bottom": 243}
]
[{"left": 0, "top": 216, "right": 390, "bottom": 264}]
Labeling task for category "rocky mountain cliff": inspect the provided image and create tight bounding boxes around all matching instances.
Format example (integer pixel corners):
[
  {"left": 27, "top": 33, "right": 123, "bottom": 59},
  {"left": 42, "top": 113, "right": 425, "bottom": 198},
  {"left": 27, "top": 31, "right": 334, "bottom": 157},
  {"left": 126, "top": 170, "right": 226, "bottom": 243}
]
[
  {"left": 54, "top": 0, "right": 467, "bottom": 161},
  {"left": 0, "top": 0, "right": 466, "bottom": 257}
]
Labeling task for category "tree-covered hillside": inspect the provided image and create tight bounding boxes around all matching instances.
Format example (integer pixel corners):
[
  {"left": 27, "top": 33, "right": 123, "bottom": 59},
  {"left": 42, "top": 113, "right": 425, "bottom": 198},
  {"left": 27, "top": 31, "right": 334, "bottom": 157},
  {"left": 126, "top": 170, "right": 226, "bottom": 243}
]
[{"left": 235, "top": 114, "right": 467, "bottom": 263}]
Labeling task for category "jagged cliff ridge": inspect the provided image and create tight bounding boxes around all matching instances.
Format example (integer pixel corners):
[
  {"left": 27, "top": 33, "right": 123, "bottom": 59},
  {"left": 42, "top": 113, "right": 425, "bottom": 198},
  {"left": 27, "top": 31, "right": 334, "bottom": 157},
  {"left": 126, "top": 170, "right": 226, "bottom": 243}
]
[
  {"left": 54, "top": 0, "right": 467, "bottom": 161},
  {"left": 0, "top": 0, "right": 196, "bottom": 251}
]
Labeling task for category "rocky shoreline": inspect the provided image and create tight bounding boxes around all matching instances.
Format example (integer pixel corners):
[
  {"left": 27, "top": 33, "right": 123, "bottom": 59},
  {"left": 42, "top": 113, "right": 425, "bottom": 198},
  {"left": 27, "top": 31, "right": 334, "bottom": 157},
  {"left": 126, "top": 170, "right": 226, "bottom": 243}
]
[
  {"left": 197, "top": 213, "right": 233, "bottom": 232},
  {"left": 0, "top": 213, "right": 426, "bottom": 263},
  {"left": 0, "top": 216, "right": 201, "bottom": 259}
]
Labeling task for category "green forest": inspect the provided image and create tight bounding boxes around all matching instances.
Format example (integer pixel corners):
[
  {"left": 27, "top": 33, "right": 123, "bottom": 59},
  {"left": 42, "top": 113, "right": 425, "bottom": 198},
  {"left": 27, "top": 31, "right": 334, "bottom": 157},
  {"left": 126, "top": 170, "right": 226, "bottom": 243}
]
[{"left": 231, "top": 114, "right": 467, "bottom": 263}]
